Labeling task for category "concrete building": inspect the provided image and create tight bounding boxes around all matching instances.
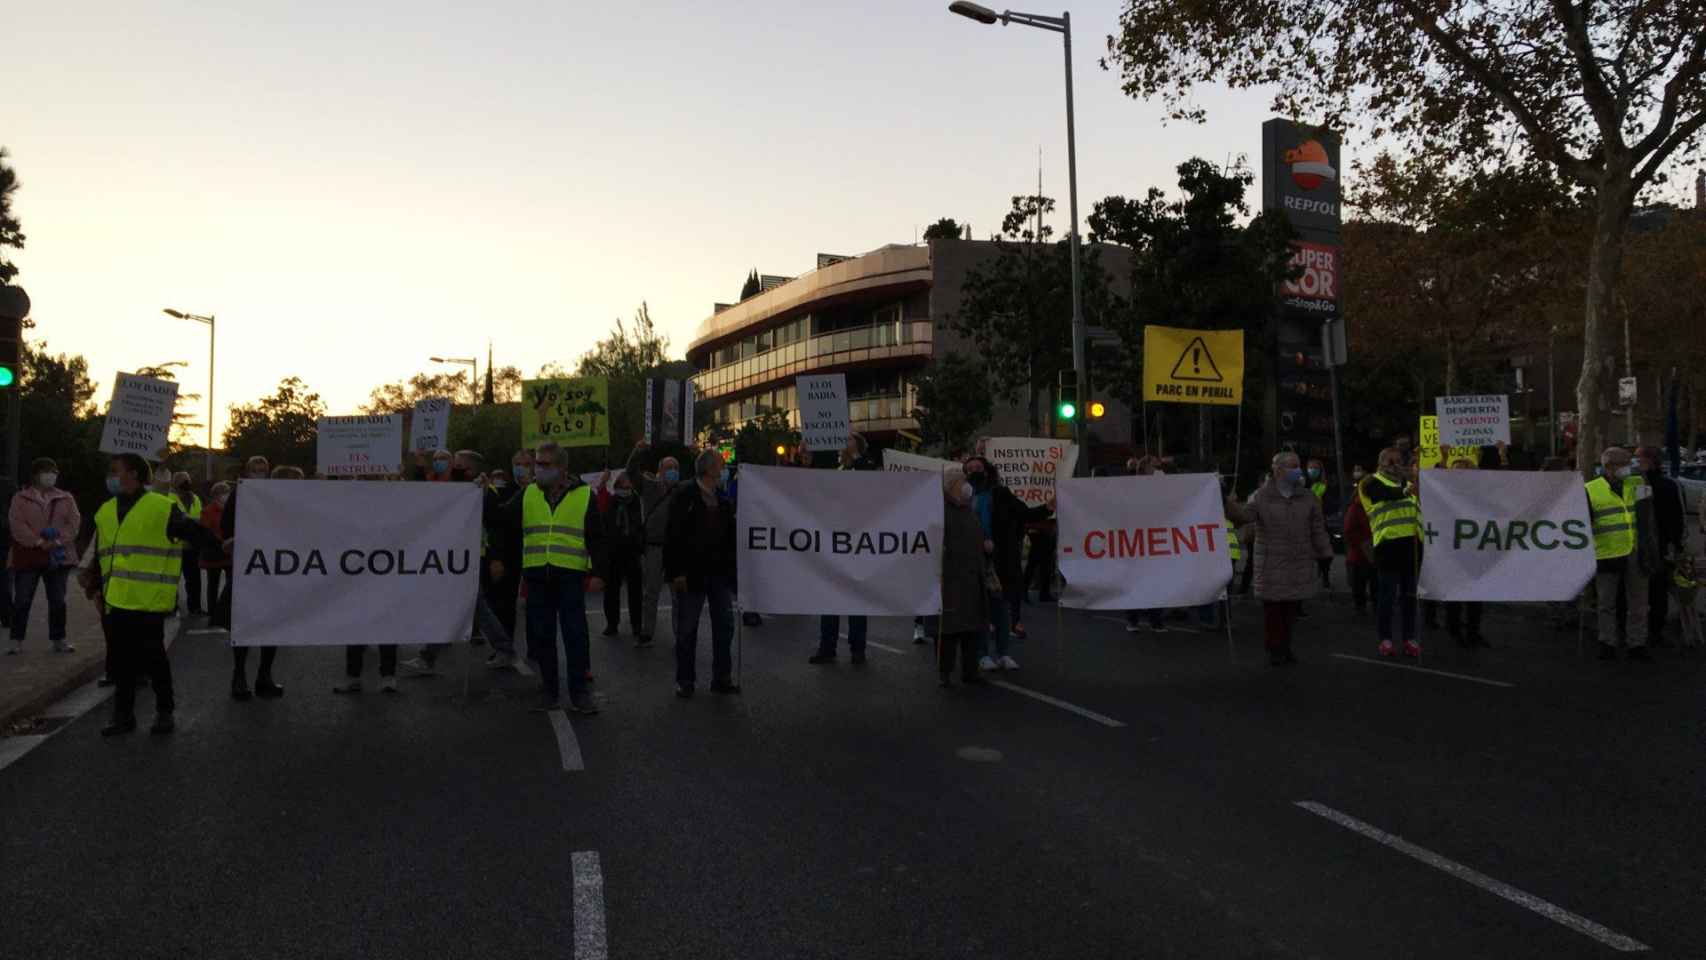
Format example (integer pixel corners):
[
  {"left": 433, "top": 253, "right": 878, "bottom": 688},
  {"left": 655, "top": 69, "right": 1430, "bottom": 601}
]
[{"left": 686, "top": 239, "right": 1132, "bottom": 450}]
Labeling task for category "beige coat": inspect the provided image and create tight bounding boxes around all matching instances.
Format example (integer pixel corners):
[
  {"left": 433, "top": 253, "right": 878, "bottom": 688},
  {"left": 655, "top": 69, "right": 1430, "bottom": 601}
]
[{"left": 1247, "top": 479, "right": 1332, "bottom": 602}]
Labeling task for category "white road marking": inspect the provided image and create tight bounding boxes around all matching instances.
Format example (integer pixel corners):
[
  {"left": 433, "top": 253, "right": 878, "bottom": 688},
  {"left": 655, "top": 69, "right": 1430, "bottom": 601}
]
[
  {"left": 0, "top": 678, "right": 115, "bottom": 773},
  {"left": 1331, "top": 653, "right": 1516, "bottom": 688},
  {"left": 866, "top": 641, "right": 905, "bottom": 654},
  {"left": 986, "top": 680, "right": 1126, "bottom": 728},
  {"left": 571, "top": 850, "right": 608, "bottom": 960},
  {"left": 1295, "top": 801, "right": 1649, "bottom": 952},
  {"left": 185, "top": 628, "right": 227, "bottom": 636},
  {"left": 549, "top": 711, "right": 584, "bottom": 772}
]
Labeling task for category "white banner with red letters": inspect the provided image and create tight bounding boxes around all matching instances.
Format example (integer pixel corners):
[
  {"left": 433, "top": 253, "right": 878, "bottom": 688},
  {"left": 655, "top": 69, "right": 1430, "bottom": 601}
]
[
  {"left": 232, "top": 480, "right": 480, "bottom": 646},
  {"left": 736, "top": 465, "right": 942, "bottom": 616},
  {"left": 985, "top": 437, "right": 1079, "bottom": 508},
  {"left": 1056, "top": 474, "right": 1232, "bottom": 610}
]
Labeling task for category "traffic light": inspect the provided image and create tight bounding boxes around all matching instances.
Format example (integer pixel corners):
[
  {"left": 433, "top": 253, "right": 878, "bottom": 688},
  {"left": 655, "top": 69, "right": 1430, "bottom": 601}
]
[
  {"left": 1056, "top": 370, "right": 1077, "bottom": 421},
  {"left": 0, "top": 299, "right": 21, "bottom": 390},
  {"left": 1087, "top": 400, "right": 1106, "bottom": 420}
]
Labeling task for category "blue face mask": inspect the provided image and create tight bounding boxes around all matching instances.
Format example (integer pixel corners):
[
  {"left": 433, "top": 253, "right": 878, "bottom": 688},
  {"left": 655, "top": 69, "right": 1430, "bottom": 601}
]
[
  {"left": 513, "top": 465, "right": 531, "bottom": 482},
  {"left": 1307, "top": 468, "right": 1321, "bottom": 479},
  {"left": 718, "top": 467, "right": 731, "bottom": 487},
  {"left": 1285, "top": 468, "right": 1306, "bottom": 485},
  {"left": 1594, "top": 465, "right": 1605, "bottom": 477},
  {"left": 662, "top": 468, "right": 680, "bottom": 484},
  {"left": 432, "top": 460, "right": 450, "bottom": 475},
  {"left": 535, "top": 467, "right": 561, "bottom": 486},
  {"left": 106, "top": 476, "right": 122, "bottom": 495}
]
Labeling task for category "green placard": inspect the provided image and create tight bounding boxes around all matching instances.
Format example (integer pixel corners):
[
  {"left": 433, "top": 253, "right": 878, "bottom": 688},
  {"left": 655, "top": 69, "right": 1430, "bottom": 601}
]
[{"left": 522, "top": 377, "right": 609, "bottom": 448}]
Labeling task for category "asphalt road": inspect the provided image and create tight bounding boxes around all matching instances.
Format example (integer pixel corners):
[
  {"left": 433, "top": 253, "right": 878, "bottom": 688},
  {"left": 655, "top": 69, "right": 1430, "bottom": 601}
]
[{"left": 2, "top": 590, "right": 1703, "bottom": 959}]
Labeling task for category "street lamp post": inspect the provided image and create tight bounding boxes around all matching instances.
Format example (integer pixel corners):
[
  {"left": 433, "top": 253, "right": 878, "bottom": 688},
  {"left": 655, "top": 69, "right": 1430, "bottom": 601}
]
[
  {"left": 430, "top": 355, "right": 478, "bottom": 404},
  {"left": 949, "top": 2, "right": 1088, "bottom": 472},
  {"left": 162, "top": 309, "right": 215, "bottom": 482}
]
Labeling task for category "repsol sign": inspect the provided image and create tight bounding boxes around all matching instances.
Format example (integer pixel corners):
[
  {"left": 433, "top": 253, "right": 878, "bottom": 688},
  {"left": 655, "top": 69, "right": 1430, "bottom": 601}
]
[{"left": 243, "top": 548, "right": 473, "bottom": 576}]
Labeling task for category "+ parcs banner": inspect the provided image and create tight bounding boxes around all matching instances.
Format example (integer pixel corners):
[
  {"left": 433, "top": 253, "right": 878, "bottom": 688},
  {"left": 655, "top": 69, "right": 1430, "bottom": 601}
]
[{"left": 1417, "top": 470, "right": 1597, "bottom": 602}]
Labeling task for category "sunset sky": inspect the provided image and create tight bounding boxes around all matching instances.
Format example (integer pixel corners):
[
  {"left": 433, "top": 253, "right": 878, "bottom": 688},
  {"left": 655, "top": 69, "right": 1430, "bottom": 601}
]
[{"left": 10, "top": 0, "right": 1277, "bottom": 441}]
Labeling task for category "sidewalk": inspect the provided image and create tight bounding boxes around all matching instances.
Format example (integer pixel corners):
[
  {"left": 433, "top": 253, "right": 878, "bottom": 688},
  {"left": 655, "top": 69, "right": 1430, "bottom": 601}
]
[{"left": 0, "top": 586, "right": 108, "bottom": 734}]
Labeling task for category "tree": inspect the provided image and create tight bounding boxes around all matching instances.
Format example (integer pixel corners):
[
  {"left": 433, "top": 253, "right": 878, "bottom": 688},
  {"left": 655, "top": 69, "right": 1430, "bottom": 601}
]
[
  {"left": 0, "top": 147, "right": 23, "bottom": 285},
  {"left": 923, "top": 218, "right": 963, "bottom": 241},
  {"left": 364, "top": 365, "right": 523, "bottom": 412},
  {"left": 16, "top": 343, "right": 105, "bottom": 504},
  {"left": 911, "top": 354, "right": 993, "bottom": 456},
  {"left": 131, "top": 361, "right": 204, "bottom": 448},
  {"left": 704, "top": 409, "right": 799, "bottom": 469},
  {"left": 740, "top": 270, "right": 761, "bottom": 301},
  {"left": 1106, "top": 0, "right": 1706, "bottom": 468},
  {"left": 574, "top": 303, "right": 680, "bottom": 457},
  {"left": 223, "top": 377, "right": 327, "bottom": 472},
  {"left": 950, "top": 193, "right": 1117, "bottom": 435}
]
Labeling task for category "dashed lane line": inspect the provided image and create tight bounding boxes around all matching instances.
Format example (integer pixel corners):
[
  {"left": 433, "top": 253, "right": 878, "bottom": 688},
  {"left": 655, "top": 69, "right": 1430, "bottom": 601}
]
[
  {"left": 1330, "top": 653, "right": 1516, "bottom": 688},
  {"left": 571, "top": 851, "right": 608, "bottom": 960}
]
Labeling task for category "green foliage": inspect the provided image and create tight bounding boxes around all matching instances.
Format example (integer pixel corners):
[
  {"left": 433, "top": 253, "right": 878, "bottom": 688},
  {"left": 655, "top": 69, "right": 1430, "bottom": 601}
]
[
  {"left": 131, "top": 361, "right": 205, "bottom": 448},
  {"left": 0, "top": 147, "right": 22, "bottom": 286},
  {"left": 912, "top": 354, "right": 992, "bottom": 456},
  {"left": 923, "top": 218, "right": 963, "bottom": 241},
  {"left": 950, "top": 193, "right": 1117, "bottom": 434},
  {"left": 17, "top": 342, "right": 106, "bottom": 507},
  {"left": 364, "top": 366, "right": 524, "bottom": 412},
  {"left": 446, "top": 403, "right": 523, "bottom": 471},
  {"left": 573, "top": 303, "right": 684, "bottom": 462},
  {"left": 707, "top": 409, "right": 797, "bottom": 469},
  {"left": 222, "top": 377, "right": 326, "bottom": 474},
  {"left": 740, "top": 270, "right": 761, "bottom": 301}
]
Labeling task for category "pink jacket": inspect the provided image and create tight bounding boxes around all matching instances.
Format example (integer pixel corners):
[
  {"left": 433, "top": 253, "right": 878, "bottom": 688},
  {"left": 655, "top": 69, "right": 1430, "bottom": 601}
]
[{"left": 9, "top": 486, "right": 81, "bottom": 566}]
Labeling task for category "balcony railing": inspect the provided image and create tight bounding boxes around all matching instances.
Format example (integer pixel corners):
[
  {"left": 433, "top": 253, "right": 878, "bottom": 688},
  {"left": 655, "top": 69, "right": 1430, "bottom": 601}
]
[
  {"left": 711, "top": 395, "right": 916, "bottom": 434},
  {"left": 693, "top": 321, "right": 933, "bottom": 400}
]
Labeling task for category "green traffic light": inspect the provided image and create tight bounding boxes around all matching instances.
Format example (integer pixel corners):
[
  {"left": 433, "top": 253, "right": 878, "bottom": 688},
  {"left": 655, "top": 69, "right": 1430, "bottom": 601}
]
[
  {"left": 1058, "top": 401, "right": 1076, "bottom": 419},
  {"left": 0, "top": 366, "right": 14, "bottom": 388}
]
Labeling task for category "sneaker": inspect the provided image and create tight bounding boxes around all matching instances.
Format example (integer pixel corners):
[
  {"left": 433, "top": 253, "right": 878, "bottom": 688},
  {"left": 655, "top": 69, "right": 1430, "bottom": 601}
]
[
  {"left": 635, "top": 635, "right": 655, "bottom": 648},
  {"left": 1125, "top": 622, "right": 1145, "bottom": 633},
  {"left": 675, "top": 685, "right": 694, "bottom": 699},
  {"left": 149, "top": 713, "right": 176, "bottom": 735},
  {"left": 5, "top": 643, "right": 19, "bottom": 655},
  {"left": 601, "top": 625, "right": 618, "bottom": 637},
  {"left": 485, "top": 651, "right": 516, "bottom": 669},
  {"left": 1151, "top": 624, "right": 1170, "bottom": 634},
  {"left": 978, "top": 655, "right": 998, "bottom": 671},
  {"left": 999, "top": 656, "right": 1019, "bottom": 671},
  {"left": 912, "top": 624, "right": 926, "bottom": 644},
  {"left": 254, "top": 680, "right": 285, "bottom": 699},
  {"left": 1011, "top": 622, "right": 1027, "bottom": 639},
  {"left": 332, "top": 679, "right": 363, "bottom": 694},
  {"left": 710, "top": 681, "right": 741, "bottom": 695},
  {"left": 52, "top": 643, "right": 76, "bottom": 654},
  {"left": 570, "top": 694, "right": 600, "bottom": 715},
  {"left": 380, "top": 676, "right": 400, "bottom": 694},
  {"left": 808, "top": 653, "right": 836, "bottom": 665},
  {"left": 231, "top": 675, "right": 253, "bottom": 700},
  {"left": 1378, "top": 640, "right": 1396, "bottom": 658},
  {"left": 400, "top": 657, "right": 438, "bottom": 676},
  {"left": 1403, "top": 640, "right": 1422, "bottom": 659}
]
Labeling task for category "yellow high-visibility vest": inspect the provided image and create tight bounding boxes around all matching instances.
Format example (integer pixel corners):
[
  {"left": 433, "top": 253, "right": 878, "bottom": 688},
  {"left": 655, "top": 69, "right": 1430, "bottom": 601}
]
[
  {"left": 1309, "top": 481, "right": 1327, "bottom": 501},
  {"left": 521, "top": 484, "right": 592, "bottom": 571},
  {"left": 1360, "top": 473, "right": 1420, "bottom": 547},
  {"left": 1226, "top": 524, "right": 1242, "bottom": 563},
  {"left": 1585, "top": 476, "right": 1642, "bottom": 560},
  {"left": 92, "top": 492, "right": 181, "bottom": 613}
]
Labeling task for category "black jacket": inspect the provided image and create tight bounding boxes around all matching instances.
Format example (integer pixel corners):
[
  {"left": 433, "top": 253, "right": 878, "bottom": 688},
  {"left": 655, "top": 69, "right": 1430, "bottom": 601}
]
[
  {"left": 1644, "top": 470, "right": 1685, "bottom": 553},
  {"left": 663, "top": 482, "right": 736, "bottom": 589}
]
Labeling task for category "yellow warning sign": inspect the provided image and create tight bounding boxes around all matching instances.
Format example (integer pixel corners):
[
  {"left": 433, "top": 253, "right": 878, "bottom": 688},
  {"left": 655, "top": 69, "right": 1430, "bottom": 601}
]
[
  {"left": 1417, "top": 416, "right": 1479, "bottom": 470},
  {"left": 1143, "top": 325, "right": 1244, "bottom": 406}
]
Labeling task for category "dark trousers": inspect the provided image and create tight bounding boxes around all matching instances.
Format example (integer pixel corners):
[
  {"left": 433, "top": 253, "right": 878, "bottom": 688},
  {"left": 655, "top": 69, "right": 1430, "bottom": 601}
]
[
  {"left": 1445, "top": 602, "right": 1483, "bottom": 639},
  {"left": 604, "top": 550, "right": 643, "bottom": 632},
  {"left": 1349, "top": 563, "right": 1377, "bottom": 614},
  {"left": 938, "top": 630, "right": 979, "bottom": 680},
  {"left": 345, "top": 644, "right": 397, "bottom": 677},
  {"left": 818, "top": 615, "right": 866, "bottom": 655},
  {"left": 11, "top": 566, "right": 70, "bottom": 645},
  {"left": 675, "top": 574, "right": 735, "bottom": 689},
  {"left": 233, "top": 645, "right": 278, "bottom": 681},
  {"left": 1263, "top": 601, "right": 1297, "bottom": 652},
  {"left": 525, "top": 568, "right": 591, "bottom": 702},
  {"left": 1024, "top": 532, "right": 1056, "bottom": 598},
  {"left": 110, "top": 608, "right": 173, "bottom": 721},
  {"left": 1649, "top": 560, "right": 1672, "bottom": 642},
  {"left": 489, "top": 568, "right": 520, "bottom": 642},
  {"left": 205, "top": 567, "right": 225, "bottom": 613},
  {"left": 181, "top": 549, "right": 203, "bottom": 613},
  {"left": 1376, "top": 560, "right": 1418, "bottom": 643}
]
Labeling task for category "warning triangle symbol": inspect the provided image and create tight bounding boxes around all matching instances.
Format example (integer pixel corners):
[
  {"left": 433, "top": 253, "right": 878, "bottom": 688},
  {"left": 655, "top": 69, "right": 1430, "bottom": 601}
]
[{"left": 1168, "top": 337, "right": 1224, "bottom": 382}]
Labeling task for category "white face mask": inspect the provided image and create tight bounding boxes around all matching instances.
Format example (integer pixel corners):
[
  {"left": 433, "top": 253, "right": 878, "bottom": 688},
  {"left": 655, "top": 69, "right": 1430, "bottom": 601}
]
[
  {"left": 1615, "top": 465, "right": 1633, "bottom": 479},
  {"left": 958, "top": 482, "right": 974, "bottom": 503},
  {"left": 36, "top": 472, "right": 57, "bottom": 489}
]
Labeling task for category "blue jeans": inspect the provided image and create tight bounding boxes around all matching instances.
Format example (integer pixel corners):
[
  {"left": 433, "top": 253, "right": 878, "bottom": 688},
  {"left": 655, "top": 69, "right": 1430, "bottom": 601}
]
[
  {"left": 982, "top": 588, "right": 1011, "bottom": 658},
  {"left": 676, "top": 575, "right": 735, "bottom": 689},
  {"left": 1376, "top": 563, "right": 1418, "bottom": 643},
  {"left": 524, "top": 568, "right": 591, "bottom": 702},
  {"left": 12, "top": 566, "right": 70, "bottom": 646},
  {"left": 818, "top": 615, "right": 866, "bottom": 656}
]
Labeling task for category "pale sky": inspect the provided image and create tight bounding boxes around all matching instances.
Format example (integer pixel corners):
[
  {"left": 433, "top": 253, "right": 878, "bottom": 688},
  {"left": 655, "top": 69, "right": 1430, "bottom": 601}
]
[{"left": 10, "top": 0, "right": 1276, "bottom": 442}]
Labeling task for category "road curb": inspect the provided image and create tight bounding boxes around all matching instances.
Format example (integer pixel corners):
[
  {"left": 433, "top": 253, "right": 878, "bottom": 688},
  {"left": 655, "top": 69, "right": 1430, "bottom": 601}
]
[{"left": 0, "top": 657, "right": 106, "bottom": 732}]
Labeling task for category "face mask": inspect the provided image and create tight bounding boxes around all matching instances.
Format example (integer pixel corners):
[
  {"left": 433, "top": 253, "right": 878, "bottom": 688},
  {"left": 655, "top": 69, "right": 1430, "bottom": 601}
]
[
  {"left": 1615, "top": 466, "right": 1633, "bottom": 479},
  {"left": 214, "top": 494, "right": 229, "bottom": 506},
  {"left": 249, "top": 470, "right": 268, "bottom": 480},
  {"left": 1352, "top": 471, "right": 1365, "bottom": 482},
  {"left": 1284, "top": 468, "right": 1305, "bottom": 485},
  {"left": 37, "top": 472, "right": 57, "bottom": 488},
  {"left": 491, "top": 477, "right": 507, "bottom": 489},
  {"left": 1594, "top": 464, "right": 1605, "bottom": 477},
  {"left": 662, "top": 468, "right": 680, "bottom": 484},
  {"left": 513, "top": 465, "right": 531, "bottom": 482},
  {"left": 718, "top": 467, "right": 731, "bottom": 487},
  {"left": 106, "top": 476, "right": 123, "bottom": 495},
  {"left": 1307, "top": 468, "right": 1321, "bottom": 479},
  {"left": 958, "top": 482, "right": 974, "bottom": 502},
  {"left": 614, "top": 488, "right": 634, "bottom": 500},
  {"left": 433, "top": 460, "right": 451, "bottom": 475},
  {"left": 535, "top": 467, "right": 561, "bottom": 486}
]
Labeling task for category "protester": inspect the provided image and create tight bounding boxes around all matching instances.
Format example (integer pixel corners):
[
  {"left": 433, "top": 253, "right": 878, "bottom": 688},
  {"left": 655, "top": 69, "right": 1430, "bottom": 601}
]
[
  {"left": 1358, "top": 447, "right": 1424, "bottom": 658},
  {"left": 1635, "top": 446, "right": 1686, "bottom": 647},
  {"left": 404, "top": 450, "right": 487, "bottom": 674},
  {"left": 1442, "top": 457, "right": 1487, "bottom": 648},
  {"left": 1306, "top": 459, "right": 1333, "bottom": 590},
  {"left": 1672, "top": 552, "right": 1702, "bottom": 649},
  {"left": 1124, "top": 457, "right": 1169, "bottom": 633},
  {"left": 1587, "top": 446, "right": 1656, "bottom": 661},
  {"left": 227, "top": 465, "right": 299, "bottom": 699},
  {"left": 165, "top": 471, "right": 206, "bottom": 615},
  {"left": 813, "top": 432, "right": 875, "bottom": 665},
  {"left": 8, "top": 457, "right": 80, "bottom": 654},
  {"left": 964, "top": 455, "right": 1044, "bottom": 667},
  {"left": 595, "top": 469, "right": 645, "bottom": 638},
  {"left": 627, "top": 441, "right": 683, "bottom": 648},
  {"left": 663, "top": 449, "right": 738, "bottom": 697},
  {"left": 482, "top": 449, "right": 532, "bottom": 666},
  {"left": 492, "top": 440, "right": 606, "bottom": 712},
  {"left": 932, "top": 466, "right": 988, "bottom": 687},
  {"left": 1244, "top": 452, "right": 1332, "bottom": 666},
  {"left": 199, "top": 481, "right": 231, "bottom": 615},
  {"left": 88, "top": 453, "right": 222, "bottom": 736},
  {"left": 1341, "top": 475, "right": 1377, "bottom": 617}
]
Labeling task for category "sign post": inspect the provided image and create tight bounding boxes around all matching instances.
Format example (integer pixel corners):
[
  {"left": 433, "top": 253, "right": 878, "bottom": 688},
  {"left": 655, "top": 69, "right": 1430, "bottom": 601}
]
[
  {"left": 521, "top": 378, "right": 610, "bottom": 449},
  {"left": 410, "top": 397, "right": 450, "bottom": 453},
  {"left": 796, "top": 373, "right": 850, "bottom": 453},
  {"left": 1435, "top": 395, "right": 1512, "bottom": 447},
  {"left": 100, "top": 373, "right": 180, "bottom": 460}
]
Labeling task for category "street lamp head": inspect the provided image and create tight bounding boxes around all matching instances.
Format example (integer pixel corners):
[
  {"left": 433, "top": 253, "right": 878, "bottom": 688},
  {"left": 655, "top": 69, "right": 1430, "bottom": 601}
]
[
  {"left": 949, "top": 1, "right": 1001, "bottom": 24},
  {"left": 163, "top": 308, "right": 187, "bottom": 319},
  {"left": 430, "top": 356, "right": 448, "bottom": 363}
]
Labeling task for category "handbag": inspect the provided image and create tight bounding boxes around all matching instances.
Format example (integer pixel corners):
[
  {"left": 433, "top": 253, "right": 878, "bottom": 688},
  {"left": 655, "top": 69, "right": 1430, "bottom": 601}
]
[
  {"left": 10, "top": 498, "right": 61, "bottom": 571},
  {"left": 982, "top": 560, "right": 1004, "bottom": 595}
]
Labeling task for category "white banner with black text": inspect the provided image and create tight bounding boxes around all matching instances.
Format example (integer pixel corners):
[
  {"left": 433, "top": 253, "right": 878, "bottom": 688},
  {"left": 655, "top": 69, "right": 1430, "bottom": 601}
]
[
  {"left": 1417, "top": 471, "right": 1596, "bottom": 601},
  {"left": 736, "top": 465, "right": 942, "bottom": 616},
  {"left": 232, "top": 480, "right": 481, "bottom": 646}
]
